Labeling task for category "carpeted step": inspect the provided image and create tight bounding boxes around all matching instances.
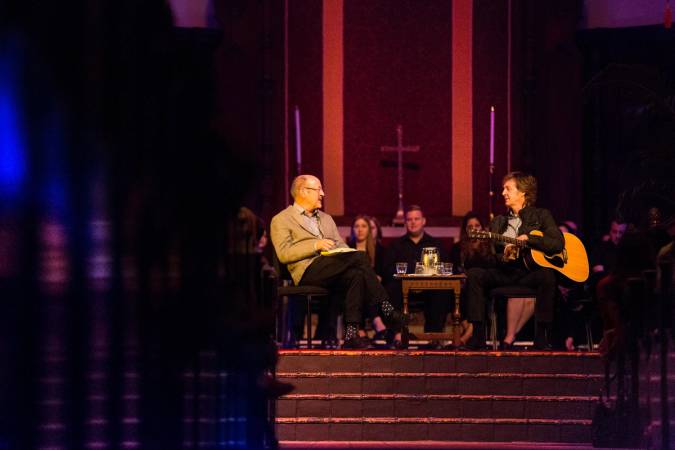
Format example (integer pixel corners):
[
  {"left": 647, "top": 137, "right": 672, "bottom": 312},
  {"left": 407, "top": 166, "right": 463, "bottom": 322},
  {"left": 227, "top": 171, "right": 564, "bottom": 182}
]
[
  {"left": 276, "top": 372, "right": 603, "bottom": 397},
  {"left": 275, "top": 350, "right": 603, "bottom": 444},
  {"left": 277, "top": 350, "right": 602, "bottom": 376},
  {"left": 277, "top": 394, "right": 595, "bottom": 420},
  {"left": 276, "top": 418, "right": 592, "bottom": 443}
]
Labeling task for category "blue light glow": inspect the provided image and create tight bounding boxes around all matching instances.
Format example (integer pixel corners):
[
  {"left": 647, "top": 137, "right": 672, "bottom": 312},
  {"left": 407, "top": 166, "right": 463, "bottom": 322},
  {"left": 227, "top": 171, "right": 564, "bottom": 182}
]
[{"left": 0, "top": 49, "right": 27, "bottom": 203}]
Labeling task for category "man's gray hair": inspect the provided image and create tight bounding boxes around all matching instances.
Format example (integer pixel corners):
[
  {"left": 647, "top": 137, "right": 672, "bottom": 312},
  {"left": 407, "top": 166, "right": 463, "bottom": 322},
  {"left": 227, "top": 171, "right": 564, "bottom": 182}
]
[{"left": 290, "top": 175, "right": 312, "bottom": 199}]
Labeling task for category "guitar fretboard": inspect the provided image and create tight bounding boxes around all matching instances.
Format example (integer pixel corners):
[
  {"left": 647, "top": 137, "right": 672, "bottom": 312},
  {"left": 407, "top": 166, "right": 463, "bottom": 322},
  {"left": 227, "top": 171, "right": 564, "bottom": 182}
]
[{"left": 473, "top": 232, "right": 528, "bottom": 247}]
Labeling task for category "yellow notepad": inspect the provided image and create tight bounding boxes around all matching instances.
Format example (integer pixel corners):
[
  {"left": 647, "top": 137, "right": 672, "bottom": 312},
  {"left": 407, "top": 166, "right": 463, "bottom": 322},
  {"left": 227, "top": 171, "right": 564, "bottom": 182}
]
[{"left": 320, "top": 247, "right": 357, "bottom": 256}]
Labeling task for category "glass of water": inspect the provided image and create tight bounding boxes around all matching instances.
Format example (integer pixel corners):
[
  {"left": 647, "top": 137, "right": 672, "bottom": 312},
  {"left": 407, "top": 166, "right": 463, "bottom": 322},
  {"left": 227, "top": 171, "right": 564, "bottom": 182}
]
[
  {"left": 414, "top": 262, "right": 425, "bottom": 274},
  {"left": 395, "top": 262, "right": 408, "bottom": 274},
  {"left": 443, "top": 262, "right": 453, "bottom": 275}
]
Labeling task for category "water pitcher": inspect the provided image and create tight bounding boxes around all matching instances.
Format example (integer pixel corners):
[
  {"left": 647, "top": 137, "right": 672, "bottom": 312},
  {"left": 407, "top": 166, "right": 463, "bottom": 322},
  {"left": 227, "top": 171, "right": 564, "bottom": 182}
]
[{"left": 421, "top": 247, "right": 439, "bottom": 274}]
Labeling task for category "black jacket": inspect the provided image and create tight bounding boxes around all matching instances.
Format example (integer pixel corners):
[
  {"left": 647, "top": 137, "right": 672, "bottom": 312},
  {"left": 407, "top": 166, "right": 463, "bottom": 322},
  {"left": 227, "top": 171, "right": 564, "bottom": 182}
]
[{"left": 490, "top": 206, "right": 564, "bottom": 256}]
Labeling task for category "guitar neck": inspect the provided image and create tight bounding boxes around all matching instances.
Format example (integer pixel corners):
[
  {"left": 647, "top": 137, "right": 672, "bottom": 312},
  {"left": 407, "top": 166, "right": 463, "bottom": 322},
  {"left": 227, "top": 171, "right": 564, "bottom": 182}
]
[{"left": 483, "top": 232, "right": 527, "bottom": 247}]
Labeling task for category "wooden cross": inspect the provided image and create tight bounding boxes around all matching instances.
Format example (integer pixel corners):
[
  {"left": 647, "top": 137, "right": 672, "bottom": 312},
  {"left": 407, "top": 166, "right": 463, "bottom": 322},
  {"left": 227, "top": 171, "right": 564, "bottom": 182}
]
[{"left": 380, "top": 124, "right": 420, "bottom": 225}]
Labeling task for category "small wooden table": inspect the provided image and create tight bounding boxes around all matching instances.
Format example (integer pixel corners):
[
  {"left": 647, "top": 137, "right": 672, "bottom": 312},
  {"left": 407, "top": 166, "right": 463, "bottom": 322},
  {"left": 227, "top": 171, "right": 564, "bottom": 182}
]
[{"left": 394, "top": 273, "right": 467, "bottom": 346}]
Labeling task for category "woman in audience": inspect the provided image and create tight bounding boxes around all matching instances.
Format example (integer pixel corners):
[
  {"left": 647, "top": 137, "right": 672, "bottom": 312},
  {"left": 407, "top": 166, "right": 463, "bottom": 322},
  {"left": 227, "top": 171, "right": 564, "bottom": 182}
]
[
  {"left": 347, "top": 215, "right": 401, "bottom": 347},
  {"left": 369, "top": 216, "right": 384, "bottom": 245},
  {"left": 347, "top": 215, "right": 386, "bottom": 281},
  {"left": 450, "top": 212, "right": 496, "bottom": 345},
  {"left": 451, "top": 212, "right": 495, "bottom": 274}
]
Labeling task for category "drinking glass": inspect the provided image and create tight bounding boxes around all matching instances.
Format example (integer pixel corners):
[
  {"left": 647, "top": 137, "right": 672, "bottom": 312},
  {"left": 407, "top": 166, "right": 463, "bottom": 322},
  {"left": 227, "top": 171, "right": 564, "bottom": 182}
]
[
  {"left": 414, "top": 262, "right": 425, "bottom": 274},
  {"left": 395, "top": 262, "right": 408, "bottom": 274},
  {"left": 443, "top": 262, "right": 454, "bottom": 275}
]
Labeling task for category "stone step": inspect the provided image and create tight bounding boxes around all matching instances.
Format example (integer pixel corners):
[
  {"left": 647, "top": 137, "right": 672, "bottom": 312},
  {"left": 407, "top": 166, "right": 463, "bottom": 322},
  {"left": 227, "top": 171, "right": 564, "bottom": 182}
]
[
  {"left": 277, "top": 372, "right": 603, "bottom": 396},
  {"left": 275, "top": 417, "right": 592, "bottom": 443},
  {"left": 277, "top": 394, "right": 595, "bottom": 420},
  {"left": 277, "top": 350, "right": 603, "bottom": 376}
]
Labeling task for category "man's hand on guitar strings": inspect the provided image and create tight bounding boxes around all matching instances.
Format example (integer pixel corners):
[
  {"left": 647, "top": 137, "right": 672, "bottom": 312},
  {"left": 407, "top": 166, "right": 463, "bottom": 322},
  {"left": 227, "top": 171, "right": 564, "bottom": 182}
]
[{"left": 503, "top": 244, "right": 520, "bottom": 262}]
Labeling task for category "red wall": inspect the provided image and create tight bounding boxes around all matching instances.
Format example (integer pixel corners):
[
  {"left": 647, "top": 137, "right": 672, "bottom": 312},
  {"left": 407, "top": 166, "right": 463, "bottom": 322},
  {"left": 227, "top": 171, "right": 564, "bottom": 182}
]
[
  {"left": 288, "top": 0, "right": 324, "bottom": 182},
  {"left": 343, "top": 0, "right": 453, "bottom": 218}
]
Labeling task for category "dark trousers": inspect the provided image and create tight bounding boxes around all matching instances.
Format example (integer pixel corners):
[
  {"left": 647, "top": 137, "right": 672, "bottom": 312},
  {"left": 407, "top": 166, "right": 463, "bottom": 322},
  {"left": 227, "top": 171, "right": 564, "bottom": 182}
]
[
  {"left": 300, "top": 251, "right": 388, "bottom": 325},
  {"left": 465, "top": 265, "right": 557, "bottom": 324}
]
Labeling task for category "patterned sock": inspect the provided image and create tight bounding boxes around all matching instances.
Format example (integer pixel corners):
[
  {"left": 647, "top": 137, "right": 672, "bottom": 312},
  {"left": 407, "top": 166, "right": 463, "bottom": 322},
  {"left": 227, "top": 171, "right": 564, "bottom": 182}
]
[
  {"left": 380, "top": 301, "right": 395, "bottom": 317},
  {"left": 344, "top": 324, "right": 359, "bottom": 341}
]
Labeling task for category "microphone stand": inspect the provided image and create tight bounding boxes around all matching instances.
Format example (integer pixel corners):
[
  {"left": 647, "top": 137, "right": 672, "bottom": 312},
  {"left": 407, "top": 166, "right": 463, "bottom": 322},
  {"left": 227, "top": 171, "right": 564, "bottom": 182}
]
[{"left": 488, "top": 163, "right": 495, "bottom": 221}]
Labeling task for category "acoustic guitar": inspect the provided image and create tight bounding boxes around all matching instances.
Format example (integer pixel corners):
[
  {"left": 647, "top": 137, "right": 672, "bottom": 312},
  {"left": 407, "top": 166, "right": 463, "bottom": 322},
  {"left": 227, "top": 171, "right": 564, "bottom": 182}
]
[{"left": 468, "top": 229, "right": 589, "bottom": 282}]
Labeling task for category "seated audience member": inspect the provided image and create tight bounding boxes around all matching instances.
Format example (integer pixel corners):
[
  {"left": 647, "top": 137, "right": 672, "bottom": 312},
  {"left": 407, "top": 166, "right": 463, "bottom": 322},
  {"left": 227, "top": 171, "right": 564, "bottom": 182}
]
[
  {"left": 346, "top": 215, "right": 387, "bottom": 281},
  {"left": 591, "top": 219, "right": 627, "bottom": 277},
  {"left": 383, "top": 205, "right": 450, "bottom": 336},
  {"left": 347, "top": 215, "right": 399, "bottom": 345},
  {"left": 450, "top": 212, "right": 496, "bottom": 344},
  {"left": 369, "top": 216, "right": 384, "bottom": 245},
  {"left": 464, "top": 172, "right": 564, "bottom": 351},
  {"left": 450, "top": 211, "right": 496, "bottom": 274},
  {"left": 558, "top": 220, "right": 578, "bottom": 235},
  {"left": 596, "top": 231, "right": 655, "bottom": 357},
  {"left": 270, "top": 174, "right": 404, "bottom": 349},
  {"left": 645, "top": 206, "right": 672, "bottom": 255}
]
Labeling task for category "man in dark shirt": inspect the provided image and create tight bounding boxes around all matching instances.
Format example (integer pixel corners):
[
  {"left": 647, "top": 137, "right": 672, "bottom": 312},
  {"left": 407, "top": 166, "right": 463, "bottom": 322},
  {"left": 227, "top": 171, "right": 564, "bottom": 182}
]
[
  {"left": 591, "top": 219, "right": 627, "bottom": 276},
  {"left": 464, "top": 172, "right": 564, "bottom": 350},
  {"left": 384, "top": 205, "right": 450, "bottom": 333}
]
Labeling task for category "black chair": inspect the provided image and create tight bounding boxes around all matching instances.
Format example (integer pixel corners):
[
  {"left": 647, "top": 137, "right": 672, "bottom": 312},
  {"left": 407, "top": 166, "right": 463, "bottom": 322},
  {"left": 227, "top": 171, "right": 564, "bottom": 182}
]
[
  {"left": 272, "top": 252, "right": 330, "bottom": 349},
  {"left": 487, "top": 285, "right": 538, "bottom": 350}
]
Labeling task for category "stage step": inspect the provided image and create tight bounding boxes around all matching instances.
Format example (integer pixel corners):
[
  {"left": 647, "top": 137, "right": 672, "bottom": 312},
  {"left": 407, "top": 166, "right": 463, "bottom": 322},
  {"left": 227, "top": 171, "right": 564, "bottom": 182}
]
[{"left": 276, "top": 350, "right": 602, "bottom": 444}]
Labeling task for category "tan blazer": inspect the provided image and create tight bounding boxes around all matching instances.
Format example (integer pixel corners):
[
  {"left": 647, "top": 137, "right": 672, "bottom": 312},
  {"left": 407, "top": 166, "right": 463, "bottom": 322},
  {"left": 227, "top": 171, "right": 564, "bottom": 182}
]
[{"left": 270, "top": 205, "right": 347, "bottom": 285}]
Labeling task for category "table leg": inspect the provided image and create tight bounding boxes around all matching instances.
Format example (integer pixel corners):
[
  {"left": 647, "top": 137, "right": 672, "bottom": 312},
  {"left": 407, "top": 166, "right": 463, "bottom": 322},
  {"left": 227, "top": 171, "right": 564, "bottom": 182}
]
[
  {"left": 452, "top": 287, "right": 461, "bottom": 347},
  {"left": 402, "top": 285, "right": 410, "bottom": 347}
]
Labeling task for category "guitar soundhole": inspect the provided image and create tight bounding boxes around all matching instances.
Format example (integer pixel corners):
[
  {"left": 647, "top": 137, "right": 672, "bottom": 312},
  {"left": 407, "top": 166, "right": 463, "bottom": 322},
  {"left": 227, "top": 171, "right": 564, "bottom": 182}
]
[{"left": 544, "top": 255, "right": 565, "bottom": 268}]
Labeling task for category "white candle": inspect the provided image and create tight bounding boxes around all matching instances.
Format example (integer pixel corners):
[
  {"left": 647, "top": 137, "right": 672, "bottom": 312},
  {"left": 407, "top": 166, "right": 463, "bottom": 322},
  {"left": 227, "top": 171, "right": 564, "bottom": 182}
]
[
  {"left": 489, "top": 106, "right": 495, "bottom": 165},
  {"left": 294, "top": 105, "right": 302, "bottom": 171}
]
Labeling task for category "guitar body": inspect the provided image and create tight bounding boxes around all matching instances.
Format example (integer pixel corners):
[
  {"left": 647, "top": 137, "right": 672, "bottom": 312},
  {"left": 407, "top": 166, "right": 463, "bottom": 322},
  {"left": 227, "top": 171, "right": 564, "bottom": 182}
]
[
  {"left": 525, "top": 230, "right": 589, "bottom": 282},
  {"left": 468, "top": 229, "right": 590, "bottom": 282}
]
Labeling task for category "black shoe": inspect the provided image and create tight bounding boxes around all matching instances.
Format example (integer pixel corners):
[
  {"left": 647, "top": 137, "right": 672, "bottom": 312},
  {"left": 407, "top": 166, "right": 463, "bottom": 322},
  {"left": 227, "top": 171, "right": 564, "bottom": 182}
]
[
  {"left": 282, "top": 338, "right": 299, "bottom": 349},
  {"left": 426, "top": 340, "right": 444, "bottom": 350},
  {"left": 342, "top": 336, "right": 373, "bottom": 349},
  {"left": 391, "top": 339, "right": 406, "bottom": 350},
  {"left": 461, "top": 323, "right": 487, "bottom": 350},
  {"left": 373, "top": 329, "right": 394, "bottom": 343},
  {"left": 319, "top": 338, "right": 340, "bottom": 350},
  {"left": 500, "top": 340, "right": 517, "bottom": 351},
  {"left": 373, "top": 329, "right": 400, "bottom": 349},
  {"left": 534, "top": 325, "right": 553, "bottom": 351}
]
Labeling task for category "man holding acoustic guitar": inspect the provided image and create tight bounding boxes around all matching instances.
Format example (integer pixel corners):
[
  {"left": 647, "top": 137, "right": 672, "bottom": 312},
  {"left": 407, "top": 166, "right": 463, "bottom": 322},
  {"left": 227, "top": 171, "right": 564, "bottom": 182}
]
[{"left": 463, "top": 171, "right": 589, "bottom": 350}]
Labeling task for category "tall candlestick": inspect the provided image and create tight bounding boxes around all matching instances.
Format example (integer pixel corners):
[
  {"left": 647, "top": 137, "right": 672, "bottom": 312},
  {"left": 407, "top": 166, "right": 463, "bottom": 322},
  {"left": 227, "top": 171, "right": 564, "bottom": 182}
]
[
  {"left": 489, "top": 106, "right": 495, "bottom": 165},
  {"left": 294, "top": 105, "right": 302, "bottom": 173}
]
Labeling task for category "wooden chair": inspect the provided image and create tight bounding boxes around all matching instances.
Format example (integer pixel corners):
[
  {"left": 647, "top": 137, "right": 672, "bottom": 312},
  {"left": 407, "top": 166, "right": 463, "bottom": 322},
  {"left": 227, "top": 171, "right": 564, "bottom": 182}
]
[
  {"left": 272, "top": 252, "right": 330, "bottom": 349},
  {"left": 487, "top": 285, "right": 538, "bottom": 350}
]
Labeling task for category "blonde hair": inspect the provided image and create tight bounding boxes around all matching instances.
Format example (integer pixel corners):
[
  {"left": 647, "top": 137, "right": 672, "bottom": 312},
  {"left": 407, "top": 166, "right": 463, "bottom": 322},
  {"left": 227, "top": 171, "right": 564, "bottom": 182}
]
[{"left": 349, "top": 215, "right": 376, "bottom": 267}]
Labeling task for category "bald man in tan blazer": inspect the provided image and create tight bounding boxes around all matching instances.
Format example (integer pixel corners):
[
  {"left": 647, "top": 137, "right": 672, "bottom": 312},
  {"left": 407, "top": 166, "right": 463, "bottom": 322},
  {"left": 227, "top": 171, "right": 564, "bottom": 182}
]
[{"left": 271, "top": 175, "right": 404, "bottom": 349}]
